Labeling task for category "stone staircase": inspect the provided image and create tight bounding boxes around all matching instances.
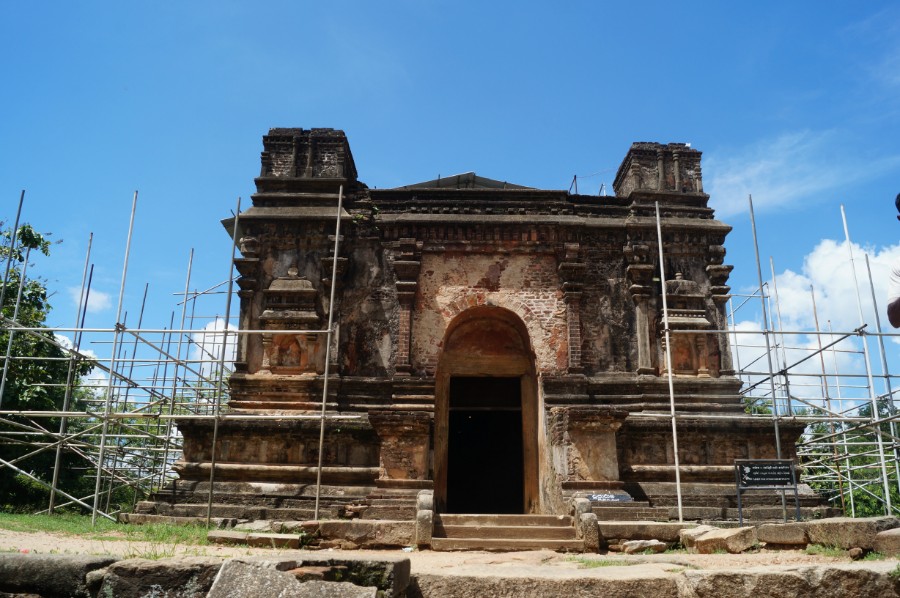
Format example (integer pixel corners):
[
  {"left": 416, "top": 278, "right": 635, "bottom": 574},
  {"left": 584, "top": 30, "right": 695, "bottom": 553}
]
[{"left": 431, "top": 514, "right": 583, "bottom": 552}]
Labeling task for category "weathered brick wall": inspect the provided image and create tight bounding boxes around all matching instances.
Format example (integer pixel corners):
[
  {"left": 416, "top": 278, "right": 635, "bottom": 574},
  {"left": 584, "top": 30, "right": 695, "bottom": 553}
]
[
  {"left": 338, "top": 234, "right": 397, "bottom": 377},
  {"left": 412, "top": 253, "right": 568, "bottom": 374},
  {"left": 579, "top": 233, "right": 634, "bottom": 373}
]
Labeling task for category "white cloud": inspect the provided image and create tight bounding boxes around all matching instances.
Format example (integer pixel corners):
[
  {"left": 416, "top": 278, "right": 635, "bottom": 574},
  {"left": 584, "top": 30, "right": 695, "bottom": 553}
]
[
  {"left": 191, "top": 318, "right": 238, "bottom": 377},
  {"left": 705, "top": 131, "right": 900, "bottom": 218},
  {"left": 730, "top": 238, "right": 900, "bottom": 409},
  {"left": 67, "top": 286, "right": 112, "bottom": 313},
  {"left": 766, "top": 239, "right": 900, "bottom": 335},
  {"left": 53, "top": 333, "right": 109, "bottom": 392}
]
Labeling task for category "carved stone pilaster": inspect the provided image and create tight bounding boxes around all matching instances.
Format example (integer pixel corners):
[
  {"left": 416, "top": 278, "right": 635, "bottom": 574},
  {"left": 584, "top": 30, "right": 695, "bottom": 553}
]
[
  {"left": 695, "top": 159, "right": 704, "bottom": 193},
  {"left": 549, "top": 406, "right": 632, "bottom": 500},
  {"left": 629, "top": 160, "right": 642, "bottom": 191},
  {"left": 625, "top": 241, "right": 655, "bottom": 375},
  {"left": 393, "top": 238, "right": 422, "bottom": 375},
  {"left": 557, "top": 243, "right": 586, "bottom": 374},
  {"left": 673, "top": 151, "right": 682, "bottom": 192},
  {"left": 656, "top": 149, "right": 665, "bottom": 191},
  {"left": 369, "top": 410, "right": 432, "bottom": 488},
  {"left": 706, "top": 260, "right": 735, "bottom": 375},
  {"left": 234, "top": 236, "right": 260, "bottom": 372},
  {"left": 321, "top": 235, "right": 348, "bottom": 369}
]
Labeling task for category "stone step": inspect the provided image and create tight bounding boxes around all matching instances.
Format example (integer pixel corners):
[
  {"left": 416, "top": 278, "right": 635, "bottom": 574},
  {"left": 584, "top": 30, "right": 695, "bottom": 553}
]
[
  {"left": 649, "top": 495, "right": 824, "bottom": 508},
  {"left": 591, "top": 500, "right": 651, "bottom": 508},
  {"left": 119, "top": 513, "right": 237, "bottom": 527},
  {"left": 365, "top": 498, "right": 416, "bottom": 506},
  {"left": 435, "top": 524, "right": 576, "bottom": 540},
  {"left": 153, "top": 503, "right": 332, "bottom": 520},
  {"left": 598, "top": 521, "right": 697, "bottom": 542},
  {"left": 431, "top": 537, "right": 583, "bottom": 552},
  {"left": 437, "top": 514, "right": 573, "bottom": 527},
  {"left": 360, "top": 505, "right": 417, "bottom": 520},
  {"left": 593, "top": 507, "right": 669, "bottom": 521}
]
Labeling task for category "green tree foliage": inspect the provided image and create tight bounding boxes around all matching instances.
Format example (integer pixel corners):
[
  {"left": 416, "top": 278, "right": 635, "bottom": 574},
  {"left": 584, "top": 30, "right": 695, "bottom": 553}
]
[
  {"left": 0, "top": 223, "right": 96, "bottom": 512},
  {"left": 801, "top": 398, "right": 900, "bottom": 517}
]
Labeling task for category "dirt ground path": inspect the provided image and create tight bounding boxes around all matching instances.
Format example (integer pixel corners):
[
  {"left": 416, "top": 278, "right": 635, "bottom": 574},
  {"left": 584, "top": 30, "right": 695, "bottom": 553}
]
[{"left": 0, "top": 527, "right": 888, "bottom": 575}]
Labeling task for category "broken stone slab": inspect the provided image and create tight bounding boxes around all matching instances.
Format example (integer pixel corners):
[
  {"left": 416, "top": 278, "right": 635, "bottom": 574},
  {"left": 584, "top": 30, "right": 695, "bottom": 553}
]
[
  {"left": 693, "top": 526, "right": 757, "bottom": 554},
  {"left": 287, "top": 565, "right": 345, "bottom": 581},
  {"left": 294, "top": 580, "right": 378, "bottom": 597},
  {"left": 95, "top": 556, "right": 222, "bottom": 598},
  {"left": 302, "top": 519, "right": 415, "bottom": 549},
  {"left": 599, "top": 521, "right": 698, "bottom": 542},
  {"left": 207, "top": 560, "right": 299, "bottom": 598},
  {"left": 756, "top": 522, "right": 809, "bottom": 546},
  {"left": 208, "top": 529, "right": 249, "bottom": 544},
  {"left": 412, "top": 571, "right": 680, "bottom": 597},
  {"left": 622, "top": 539, "right": 666, "bottom": 554},
  {"left": 0, "top": 554, "right": 116, "bottom": 598},
  {"left": 874, "top": 527, "right": 900, "bottom": 556},
  {"left": 806, "top": 516, "right": 900, "bottom": 550},
  {"left": 233, "top": 519, "right": 278, "bottom": 532},
  {"left": 679, "top": 524, "right": 719, "bottom": 549},
  {"left": 679, "top": 562, "right": 899, "bottom": 598},
  {"left": 230, "top": 553, "right": 410, "bottom": 597},
  {"left": 207, "top": 560, "right": 377, "bottom": 598},
  {"left": 245, "top": 532, "right": 301, "bottom": 548}
]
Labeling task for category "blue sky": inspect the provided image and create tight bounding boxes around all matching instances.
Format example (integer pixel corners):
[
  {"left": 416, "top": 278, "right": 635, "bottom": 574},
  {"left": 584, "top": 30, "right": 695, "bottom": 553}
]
[{"left": 2, "top": 1, "right": 900, "bottom": 385}]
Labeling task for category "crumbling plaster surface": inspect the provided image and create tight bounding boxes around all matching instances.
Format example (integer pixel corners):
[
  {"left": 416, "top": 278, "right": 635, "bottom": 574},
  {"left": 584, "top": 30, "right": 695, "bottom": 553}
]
[
  {"left": 339, "top": 236, "right": 397, "bottom": 376},
  {"left": 412, "top": 253, "right": 568, "bottom": 374}
]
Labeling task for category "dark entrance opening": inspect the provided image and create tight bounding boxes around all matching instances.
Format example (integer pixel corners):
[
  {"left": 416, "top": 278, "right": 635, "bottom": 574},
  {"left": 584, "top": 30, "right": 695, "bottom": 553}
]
[{"left": 446, "top": 376, "right": 523, "bottom": 514}]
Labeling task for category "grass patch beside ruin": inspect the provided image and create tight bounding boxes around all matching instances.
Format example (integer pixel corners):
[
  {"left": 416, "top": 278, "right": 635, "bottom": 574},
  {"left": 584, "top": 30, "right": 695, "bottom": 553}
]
[
  {"left": 0, "top": 512, "right": 209, "bottom": 546},
  {"left": 804, "top": 544, "right": 846, "bottom": 558},
  {"left": 567, "top": 556, "right": 637, "bottom": 568}
]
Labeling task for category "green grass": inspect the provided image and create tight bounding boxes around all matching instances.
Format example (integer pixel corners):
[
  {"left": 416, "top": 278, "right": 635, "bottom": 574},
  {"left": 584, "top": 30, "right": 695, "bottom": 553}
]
[
  {"left": 567, "top": 556, "right": 637, "bottom": 568},
  {"left": 890, "top": 563, "right": 900, "bottom": 580},
  {"left": 861, "top": 551, "right": 886, "bottom": 561},
  {"left": 804, "top": 544, "right": 846, "bottom": 558},
  {"left": 0, "top": 512, "right": 209, "bottom": 547}
]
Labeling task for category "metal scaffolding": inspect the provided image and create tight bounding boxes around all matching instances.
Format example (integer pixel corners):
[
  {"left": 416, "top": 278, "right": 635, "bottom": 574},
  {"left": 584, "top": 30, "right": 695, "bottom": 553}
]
[{"left": 0, "top": 190, "right": 898, "bottom": 524}]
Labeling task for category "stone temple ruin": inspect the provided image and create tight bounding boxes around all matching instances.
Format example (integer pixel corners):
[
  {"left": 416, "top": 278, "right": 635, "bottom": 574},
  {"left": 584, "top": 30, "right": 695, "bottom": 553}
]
[{"left": 140, "top": 128, "right": 829, "bottom": 548}]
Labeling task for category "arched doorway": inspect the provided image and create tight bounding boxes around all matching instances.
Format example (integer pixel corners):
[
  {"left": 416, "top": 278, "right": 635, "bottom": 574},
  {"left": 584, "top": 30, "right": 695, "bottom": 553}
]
[{"left": 433, "top": 306, "right": 539, "bottom": 514}]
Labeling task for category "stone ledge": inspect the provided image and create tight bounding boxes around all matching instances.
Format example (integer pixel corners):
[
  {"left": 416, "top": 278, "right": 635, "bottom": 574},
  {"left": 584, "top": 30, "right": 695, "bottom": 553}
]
[
  {"left": 0, "top": 553, "right": 116, "bottom": 598},
  {"left": 806, "top": 516, "right": 900, "bottom": 550},
  {"left": 599, "top": 521, "right": 698, "bottom": 542}
]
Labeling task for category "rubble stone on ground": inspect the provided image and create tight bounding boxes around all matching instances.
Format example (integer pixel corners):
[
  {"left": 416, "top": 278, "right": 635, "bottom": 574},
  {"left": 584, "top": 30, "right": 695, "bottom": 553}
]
[
  {"left": 622, "top": 539, "right": 667, "bottom": 554},
  {"left": 0, "top": 554, "right": 115, "bottom": 598},
  {"left": 95, "top": 556, "right": 222, "bottom": 598},
  {"left": 679, "top": 524, "right": 718, "bottom": 549},
  {"left": 693, "top": 526, "right": 757, "bottom": 554},
  {"left": 207, "top": 560, "right": 379, "bottom": 598},
  {"left": 756, "top": 522, "right": 808, "bottom": 547},
  {"left": 805, "top": 516, "right": 900, "bottom": 550},
  {"left": 874, "top": 527, "right": 900, "bottom": 556}
]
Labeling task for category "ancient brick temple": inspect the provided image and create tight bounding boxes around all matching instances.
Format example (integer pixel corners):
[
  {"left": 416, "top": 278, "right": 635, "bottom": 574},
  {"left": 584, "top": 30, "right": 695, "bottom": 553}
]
[{"left": 145, "top": 128, "right": 823, "bottom": 525}]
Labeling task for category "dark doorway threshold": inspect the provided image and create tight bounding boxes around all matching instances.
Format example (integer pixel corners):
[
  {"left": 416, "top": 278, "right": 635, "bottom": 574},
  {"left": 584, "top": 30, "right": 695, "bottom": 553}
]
[{"left": 447, "top": 376, "right": 523, "bottom": 514}]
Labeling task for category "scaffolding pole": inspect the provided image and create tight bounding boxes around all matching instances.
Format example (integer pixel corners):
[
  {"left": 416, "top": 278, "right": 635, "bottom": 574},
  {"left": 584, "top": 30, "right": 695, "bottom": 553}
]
[
  {"left": 840, "top": 204, "right": 892, "bottom": 514},
  {"left": 315, "top": 185, "right": 344, "bottom": 521},
  {"left": 654, "top": 201, "right": 683, "bottom": 522},
  {"left": 205, "top": 198, "right": 240, "bottom": 527}
]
